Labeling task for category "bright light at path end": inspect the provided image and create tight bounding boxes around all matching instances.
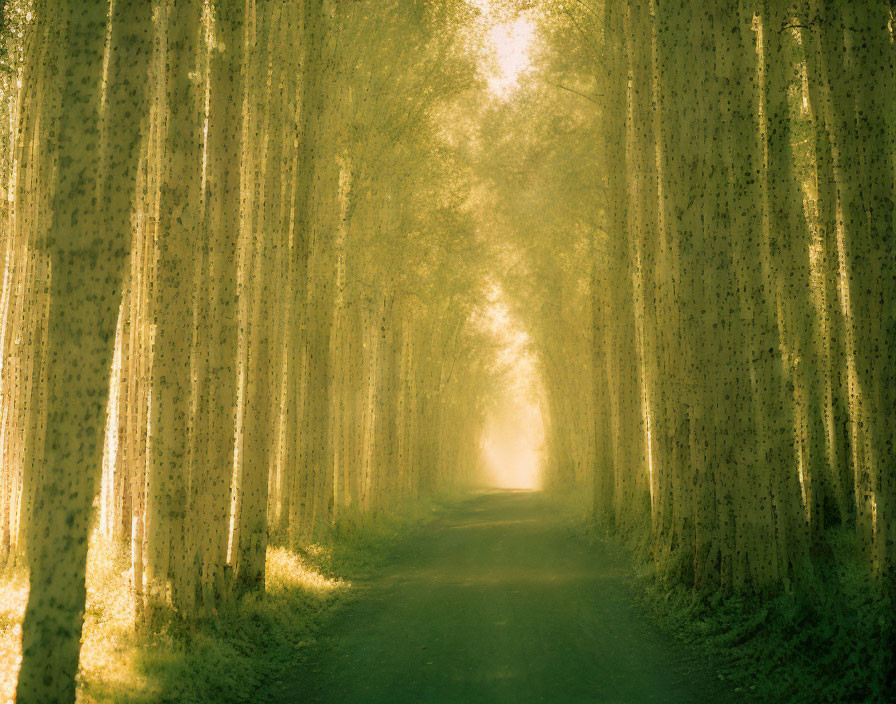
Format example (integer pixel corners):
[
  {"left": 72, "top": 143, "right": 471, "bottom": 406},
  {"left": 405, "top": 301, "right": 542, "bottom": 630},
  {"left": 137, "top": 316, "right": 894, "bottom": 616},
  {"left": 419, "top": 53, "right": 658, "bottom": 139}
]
[
  {"left": 481, "top": 402, "right": 544, "bottom": 490},
  {"left": 475, "top": 290, "right": 545, "bottom": 490}
]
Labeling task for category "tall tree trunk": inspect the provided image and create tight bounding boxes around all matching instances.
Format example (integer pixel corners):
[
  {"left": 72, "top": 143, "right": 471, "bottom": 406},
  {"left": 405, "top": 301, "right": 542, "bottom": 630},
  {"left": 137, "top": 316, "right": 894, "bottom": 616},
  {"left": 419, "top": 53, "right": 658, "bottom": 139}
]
[
  {"left": 824, "top": 0, "right": 896, "bottom": 588},
  {"left": 758, "top": 0, "right": 814, "bottom": 584},
  {"left": 233, "top": 0, "right": 278, "bottom": 594},
  {"left": 800, "top": 1, "right": 855, "bottom": 528},
  {"left": 191, "top": 0, "right": 246, "bottom": 612},
  {"left": 145, "top": 0, "right": 203, "bottom": 618},
  {"left": 17, "top": 0, "right": 151, "bottom": 700}
]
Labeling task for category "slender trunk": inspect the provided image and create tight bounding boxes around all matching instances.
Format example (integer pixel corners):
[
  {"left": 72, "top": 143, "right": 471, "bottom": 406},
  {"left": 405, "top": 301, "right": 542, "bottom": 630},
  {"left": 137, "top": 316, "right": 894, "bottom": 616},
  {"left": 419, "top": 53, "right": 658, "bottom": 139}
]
[
  {"left": 800, "top": 3, "right": 854, "bottom": 528},
  {"left": 17, "top": 0, "right": 151, "bottom": 700},
  {"left": 193, "top": 0, "right": 246, "bottom": 611},
  {"left": 758, "top": 0, "right": 814, "bottom": 583},
  {"left": 145, "top": 0, "right": 203, "bottom": 616}
]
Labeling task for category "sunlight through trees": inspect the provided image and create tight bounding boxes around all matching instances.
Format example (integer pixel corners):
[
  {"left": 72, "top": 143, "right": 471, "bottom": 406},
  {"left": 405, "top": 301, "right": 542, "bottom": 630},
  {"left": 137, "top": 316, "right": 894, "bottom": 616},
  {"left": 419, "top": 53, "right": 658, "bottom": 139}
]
[{"left": 0, "top": 0, "right": 893, "bottom": 701}]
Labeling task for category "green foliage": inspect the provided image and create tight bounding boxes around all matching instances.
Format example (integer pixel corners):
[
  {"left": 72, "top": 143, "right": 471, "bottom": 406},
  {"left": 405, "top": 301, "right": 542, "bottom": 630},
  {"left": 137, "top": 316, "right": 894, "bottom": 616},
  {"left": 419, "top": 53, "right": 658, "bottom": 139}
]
[
  {"left": 301, "top": 494, "right": 451, "bottom": 578},
  {"left": 549, "top": 489, "right": 893, "bottom": 702},
  {"left": 76, "top": 503, "right": 448, "bottom": 704},
  {"left": 637, "top": 528, "right": 894, "bottom": 703}
]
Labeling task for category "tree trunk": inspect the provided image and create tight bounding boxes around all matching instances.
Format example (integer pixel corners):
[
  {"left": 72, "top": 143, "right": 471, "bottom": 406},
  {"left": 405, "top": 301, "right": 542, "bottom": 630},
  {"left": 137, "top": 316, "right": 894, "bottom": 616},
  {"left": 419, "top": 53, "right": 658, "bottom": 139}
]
[{"left": 17, "top": 0, "right": 151, "bottom": 700}]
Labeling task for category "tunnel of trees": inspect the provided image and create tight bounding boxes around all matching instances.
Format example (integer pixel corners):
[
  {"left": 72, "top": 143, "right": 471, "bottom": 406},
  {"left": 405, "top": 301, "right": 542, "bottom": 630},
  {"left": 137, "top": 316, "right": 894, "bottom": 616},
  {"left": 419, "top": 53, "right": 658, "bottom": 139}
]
[{"left": 0, "top": 0, "right": 893, "bottom": 701}]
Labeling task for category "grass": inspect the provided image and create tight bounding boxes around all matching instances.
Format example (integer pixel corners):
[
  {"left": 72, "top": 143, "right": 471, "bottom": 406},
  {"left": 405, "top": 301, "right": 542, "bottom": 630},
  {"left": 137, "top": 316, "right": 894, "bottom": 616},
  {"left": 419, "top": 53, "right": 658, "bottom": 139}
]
[
  {"left": 1, "top": 539, "right": 150, "bottom": 704},
  {"left": 551, "top": 488, "right": 895, "bottom": 703},
  {"left": 90, "top": 544, "right": 347, "bottom": 704},
  {"left": 0, "top": 567, "right": 28, "bottom": 703},
  {"left": 0, "top": 495, "right": 448, "bottom": 704},
  {"left": 633, "top": 528, "right": 894, "bottom": 703},
  {"left": 9, "top": 488, "right": 886, "bottom": 702}
]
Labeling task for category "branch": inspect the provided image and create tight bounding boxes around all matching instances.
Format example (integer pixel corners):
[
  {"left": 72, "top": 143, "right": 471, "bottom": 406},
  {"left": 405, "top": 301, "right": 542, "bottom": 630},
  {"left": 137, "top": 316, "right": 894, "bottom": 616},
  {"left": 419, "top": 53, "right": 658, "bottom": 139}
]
[
  {"left": 563, "top": 7, "right": 602, "bottom": 66},
  {"left": 568, "top": 0, "right": 601, "bottom": 21},
  {"left": 544, "top": 80, "right": 601, "bottom": 105}
]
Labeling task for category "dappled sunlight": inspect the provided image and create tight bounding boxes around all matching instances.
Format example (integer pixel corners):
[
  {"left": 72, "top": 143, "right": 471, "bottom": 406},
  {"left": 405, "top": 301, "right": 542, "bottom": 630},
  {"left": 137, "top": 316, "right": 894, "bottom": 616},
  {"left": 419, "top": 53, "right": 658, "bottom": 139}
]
[
  {"left": 0, "top": 571, "right": 27, "bottom": 704},
  {"left": 0, "top": 0, "right": 892, "bottom": 701},
  {"left": 466, "top": 0, "right": 539, "bottom": 99},
  {"left": 265, "top": 546, "right": 347, "bottom": 596},
  {"left": 0, "top": 538, "right": 350, "bottom": 703},
  {"left": 0, "top": 535, "right": 145, "bottom": 704},
  {"left": 77, "top": 534, "right": 147, "bottom": 701},
  {"left": 486, "top": 17, "right": 536, "bottom": 97}
]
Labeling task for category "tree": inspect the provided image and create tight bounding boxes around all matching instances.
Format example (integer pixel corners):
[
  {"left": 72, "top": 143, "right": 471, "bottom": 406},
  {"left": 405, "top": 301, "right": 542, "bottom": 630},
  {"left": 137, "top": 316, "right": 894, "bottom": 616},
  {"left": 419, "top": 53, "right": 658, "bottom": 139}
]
[{"left": 16, "top": 0, "right": 152, "bottom": 700}]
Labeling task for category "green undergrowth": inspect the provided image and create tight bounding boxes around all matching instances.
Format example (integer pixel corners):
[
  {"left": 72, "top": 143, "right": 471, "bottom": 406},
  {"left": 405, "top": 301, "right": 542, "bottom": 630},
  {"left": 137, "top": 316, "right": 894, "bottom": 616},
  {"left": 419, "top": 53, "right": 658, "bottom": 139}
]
[
  {"left": 550, "top": 490, "right": 894, "bottom": 703},
  {"left": 0, "top": 494, "right": 455, "bottom": 703},
  {"left": 637, "top": 551, "right": 893, "bottom": 704},
  {"left": 93, "top": 499, "right": 449, "bottom": 703},
  {"left": 300, "top": 491, "right": 459, "bottom": 579},
  {"left": 0, "top": 493, "right": 460, "bottom": 703},
  {"left": 90, "top": 571, "right": 338, "bottom": 704}
]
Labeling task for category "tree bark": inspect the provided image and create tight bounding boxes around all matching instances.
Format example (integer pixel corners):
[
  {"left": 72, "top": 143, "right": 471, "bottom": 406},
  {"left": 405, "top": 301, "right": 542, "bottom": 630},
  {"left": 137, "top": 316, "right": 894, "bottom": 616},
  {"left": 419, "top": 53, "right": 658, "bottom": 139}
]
[{"left": 17, "top": 0, "right": 151, "bottom": 700}]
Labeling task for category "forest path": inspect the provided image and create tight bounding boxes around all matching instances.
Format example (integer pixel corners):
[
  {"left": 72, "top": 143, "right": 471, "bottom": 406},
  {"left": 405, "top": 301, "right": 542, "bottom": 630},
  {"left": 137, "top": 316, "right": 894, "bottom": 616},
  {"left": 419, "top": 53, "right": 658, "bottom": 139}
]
[{"left": 284, "top": 491, "right": 743, "bottom": 703}]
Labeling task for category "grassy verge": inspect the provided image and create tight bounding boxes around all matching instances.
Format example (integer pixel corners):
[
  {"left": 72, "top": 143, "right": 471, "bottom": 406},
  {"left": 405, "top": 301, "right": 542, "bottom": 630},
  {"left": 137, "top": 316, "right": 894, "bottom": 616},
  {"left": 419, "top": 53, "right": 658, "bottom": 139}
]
[
  {"left": 0, "top": 496, "right": 449, "bottom": 704},
  {"left": 552, "top": 489, "right": 894, "bottom": 703},
  {"left": 634, "top": 527, "right": 894, "bottom": 703}
]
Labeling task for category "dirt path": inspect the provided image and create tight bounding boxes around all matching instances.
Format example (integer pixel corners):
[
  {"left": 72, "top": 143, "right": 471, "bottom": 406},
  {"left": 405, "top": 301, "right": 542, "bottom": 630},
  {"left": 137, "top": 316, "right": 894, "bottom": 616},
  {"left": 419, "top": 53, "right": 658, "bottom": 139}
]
[{"left": 287, "top": 491, "right": 744, "bottom": 703}]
